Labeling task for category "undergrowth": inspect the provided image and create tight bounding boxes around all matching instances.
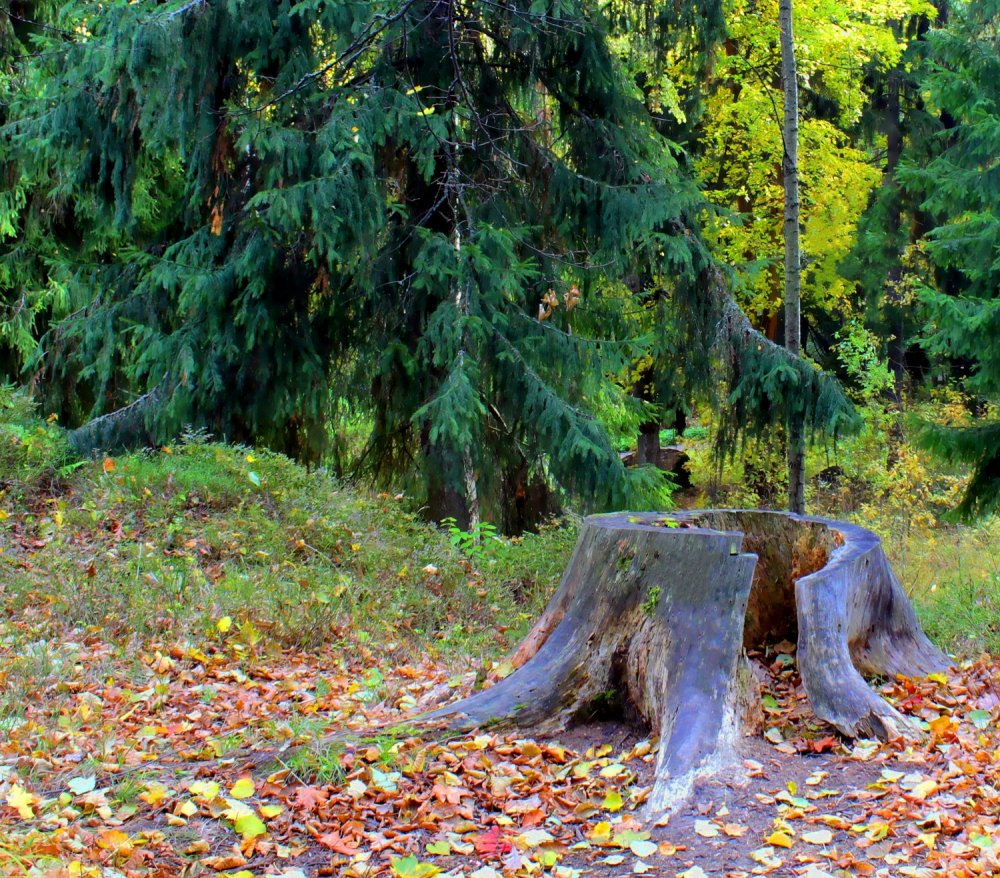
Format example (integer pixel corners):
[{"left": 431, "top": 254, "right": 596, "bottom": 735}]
[
  {"left": 0, "top": 388, "right": 576, "bottom": 728},
  {"left": 3, "top": 380, "right": 998, "bottom": 738}
]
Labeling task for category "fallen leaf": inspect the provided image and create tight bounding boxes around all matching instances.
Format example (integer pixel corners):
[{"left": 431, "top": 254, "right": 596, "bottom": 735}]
[
  {"left": 6, "top": 784, "right": 37, "bottom": 819},
  {"left": 389, "top": 855, "right": 443, "bottom": 878},
  {"left": 234, "top": 813, "right": 266, "bottom": 840},
  {"left": 602, "top": 790, "right": 624, "bottom": 812},
  {"left": 629, "top": 839, "right": 657, "bottom": 857},
  {"left": 694, "top": 819, "right": 719, "bottom": 838},
  {"left": 67, "top": 775, "right": 97, "bottom": 796},
  {"left": 229, "top": 777, "right": 255, "bottom": 799}
]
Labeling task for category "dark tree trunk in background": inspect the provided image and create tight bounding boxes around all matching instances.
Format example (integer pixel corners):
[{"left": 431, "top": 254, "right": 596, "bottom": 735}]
[
  {"left": 780, "top": 0, "right": 805, "bottom": 514},
  {"left": 637, "top": 421, "right": 660, "bottom": 466},
  {"left": 430, "top": 510, "right": 947, "bottom": 813},
  {"left": 884, "top": 39, "right": 907, "bottom": 467},
  {"left": 885, "top": 52, "right": 906, "bottom": 403}
]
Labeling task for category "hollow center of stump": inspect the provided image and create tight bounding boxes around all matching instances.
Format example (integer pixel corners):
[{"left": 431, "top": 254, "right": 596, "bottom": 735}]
[{"left": 636, "top": 510, "right": 839, "bottom": 649}]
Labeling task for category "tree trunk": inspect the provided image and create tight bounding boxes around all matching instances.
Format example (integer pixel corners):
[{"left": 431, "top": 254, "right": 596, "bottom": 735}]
[
  {"left": 430, "top": 510, "right": 947, "bottom": 814},
  {"left": 67, "top": 383, "right": 165, "bottom": 455},
  {"left": 780, "top": 0, "right": 805, "bottom": 514},
  {"left": 884, "top": 38, "right": 907, "bottom": 467},
  {"left": 636, "top": 421, "right": 660, "bottom": 466}
]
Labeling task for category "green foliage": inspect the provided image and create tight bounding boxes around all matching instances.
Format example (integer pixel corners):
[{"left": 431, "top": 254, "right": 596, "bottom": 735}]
[
  {"left": 0, "top": 0, "right": 721, "bottom": 522},
  {"left": 0, "top": 385, "right": 77, "bottom": 494},
  {"left": 0, "top": 0, "right": 862, "bottom": 528},
  {"left": 896, "top": 0, "right": 1000, "bottom": 518},
  {"left": 916, "top": 570, "right": 1000, "bottom": 656},
  {"left": 441, "top": 517, "right": 502, "bottom": 563},
  {"left": 0, "top": 392, "right": 576, "bottom": 655},
  {"left": 640, "top": 585, "right": 661, "bottom": 617}
]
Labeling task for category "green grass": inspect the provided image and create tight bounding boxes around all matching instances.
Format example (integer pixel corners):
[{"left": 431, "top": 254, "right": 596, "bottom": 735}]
[
  {"left": 0, "top": 389, "right": 576, "bottom": 691},
  {"left": 902, "top": 525, "right": 1000, "bottom": 656},
  {"left": 3, "top": 382, "right": 998, "bottom": 685}
]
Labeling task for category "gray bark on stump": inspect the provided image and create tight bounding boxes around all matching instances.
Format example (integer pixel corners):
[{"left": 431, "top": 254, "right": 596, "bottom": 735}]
[{"left": 430, "top": 510, "right": 947, "bottom": 813}]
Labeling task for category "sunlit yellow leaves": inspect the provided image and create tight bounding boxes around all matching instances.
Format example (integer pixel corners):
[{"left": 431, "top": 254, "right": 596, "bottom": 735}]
[
  {"left": 234, "top": 812, "right": 267, "bottom": 840},
  {"left": 190, "top": 781, "right": 220, "bottom": 802},
  {"left": 6, "top": 784, "right": 37, "bottom": 819},
  {"left": 601, "top": 790, "right": 623, "bottom": 812},
  {"left": 139, "top": 783, "right": 171, "bottom": 806},
  {"left": 909, "top": 779, "right": 939, "bottom": 801},
  {"left": 765, "top": 831, "right": 794, "bottom": 848},
  {"left": 217, "top": 616, "right": 233, "bottom": 633},
  {"left": 390, "top": 855, "right": 442, "bottom": 878},
  {"left": 866, "top": 822, "right": 890, "bottom": 842},
  {"left": 97, "top": 829, "right": 133, "bottom": 858},
  {"left": 588, "top": 821, "right": 612, "bottom": 843},
  {"left": 229, "top": 777, "right": 255, "bottom": 799}
]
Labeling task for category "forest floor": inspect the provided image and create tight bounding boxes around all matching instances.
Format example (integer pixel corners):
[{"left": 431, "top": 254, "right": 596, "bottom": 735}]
[
  {"left": 2, "top": 435, "right": 1000, "bottom": 878},
  {"left": 1, "top": 621, "right": 999, "bottom": 878}
]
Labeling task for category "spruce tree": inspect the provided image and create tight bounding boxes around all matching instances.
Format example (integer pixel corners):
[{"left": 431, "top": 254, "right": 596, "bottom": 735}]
[
  {"left": 896, "top": 0, "right": 1000, "bottom": 518},
  {"left": 2, "top": 0, "right": 856, "bottom": 527}
]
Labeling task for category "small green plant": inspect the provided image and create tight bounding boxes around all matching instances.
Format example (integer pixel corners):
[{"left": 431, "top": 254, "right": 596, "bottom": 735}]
[
  {"left": 441, "top": 517, "right": 504, "bottom": 561},
  {"left": 641, "top": 586, "right": 662, "bottom": 617},
  {"left": 285, "top": 742, "right": 346, "bottom": 785}
]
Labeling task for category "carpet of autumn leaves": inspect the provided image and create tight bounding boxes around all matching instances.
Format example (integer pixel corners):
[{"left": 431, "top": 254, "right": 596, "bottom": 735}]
[
  {"left": 2, "top": 430, "right": 1000, "bottom": 878},
  {"left": 2, "top": 613, "right": 1000, "bottom": 877}
]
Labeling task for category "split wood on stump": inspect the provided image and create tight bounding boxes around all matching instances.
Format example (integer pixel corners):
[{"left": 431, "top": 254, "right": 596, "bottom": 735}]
[{"left": 429, "top": 510, "right": 947, "bottom": 813}]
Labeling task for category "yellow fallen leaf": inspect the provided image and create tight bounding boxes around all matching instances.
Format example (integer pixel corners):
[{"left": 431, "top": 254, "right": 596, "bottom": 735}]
[
  {"left": 588, "top": 822, "right": 612, "bottom": 843},
  {"left": 139, "top": 783, "right": 171, "bottom": 806},
  {"left": 97, "top": 829, "right": 133, "bottom": 856},
  {"left": 910, "top": 780, "right": 938, "bottom": 801},
  {"left": 230, "top": 777, "right": 255, "bottom": 799},
  {"left": 259, "top": 804, "right": 283, "bottom": 818},
  {"left": 866, "top": 822, "right": 889, "bottom": 841},
  {"left": 189, "top": 780, "right": 220, "bottom": 801},
  {"left": 801, "top": 829, "right": 833, "bottom": 845},
  {"left": 694, "top": 820, "right": 719, "bottom": 838},
  {"left": 602, "top": 790, "right": 623, "bottom": 812},
  {"left": 217, "top": 615, "right": 233, "bottom": 633},
  {"left": 234, "top": 813, "right": 267, "bottom": 840},
  {"left": 6, "top": 784, "right": 37, "bottom": 819},
  {"left": 766, "top": 831, "right": 794, "bottom": 848}
]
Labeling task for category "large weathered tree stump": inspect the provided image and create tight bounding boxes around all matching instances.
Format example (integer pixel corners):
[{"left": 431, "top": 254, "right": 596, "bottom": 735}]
[{"left": 430, "top": 510, "right": 948, "bottom": 812}]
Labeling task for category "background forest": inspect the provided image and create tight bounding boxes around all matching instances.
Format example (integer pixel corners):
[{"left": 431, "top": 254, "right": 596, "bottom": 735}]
[{"left": 1, "top": 0, "right": 998, "bottom": 530}]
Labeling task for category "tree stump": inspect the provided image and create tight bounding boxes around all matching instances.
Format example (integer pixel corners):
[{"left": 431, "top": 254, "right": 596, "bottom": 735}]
[{"left": 430, "top": 510, "right": 948, "bottom": 813}]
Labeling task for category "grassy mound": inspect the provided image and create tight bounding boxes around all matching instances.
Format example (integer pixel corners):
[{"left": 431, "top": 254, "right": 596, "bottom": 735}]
[{"left": 0, "top": 389, "right": 577, "bottom": 728}]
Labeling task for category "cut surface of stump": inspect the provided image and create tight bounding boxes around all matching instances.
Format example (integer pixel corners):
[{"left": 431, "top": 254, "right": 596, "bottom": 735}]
[{"left": 430, "top": 510, "right": 948, "bottom": 813}]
